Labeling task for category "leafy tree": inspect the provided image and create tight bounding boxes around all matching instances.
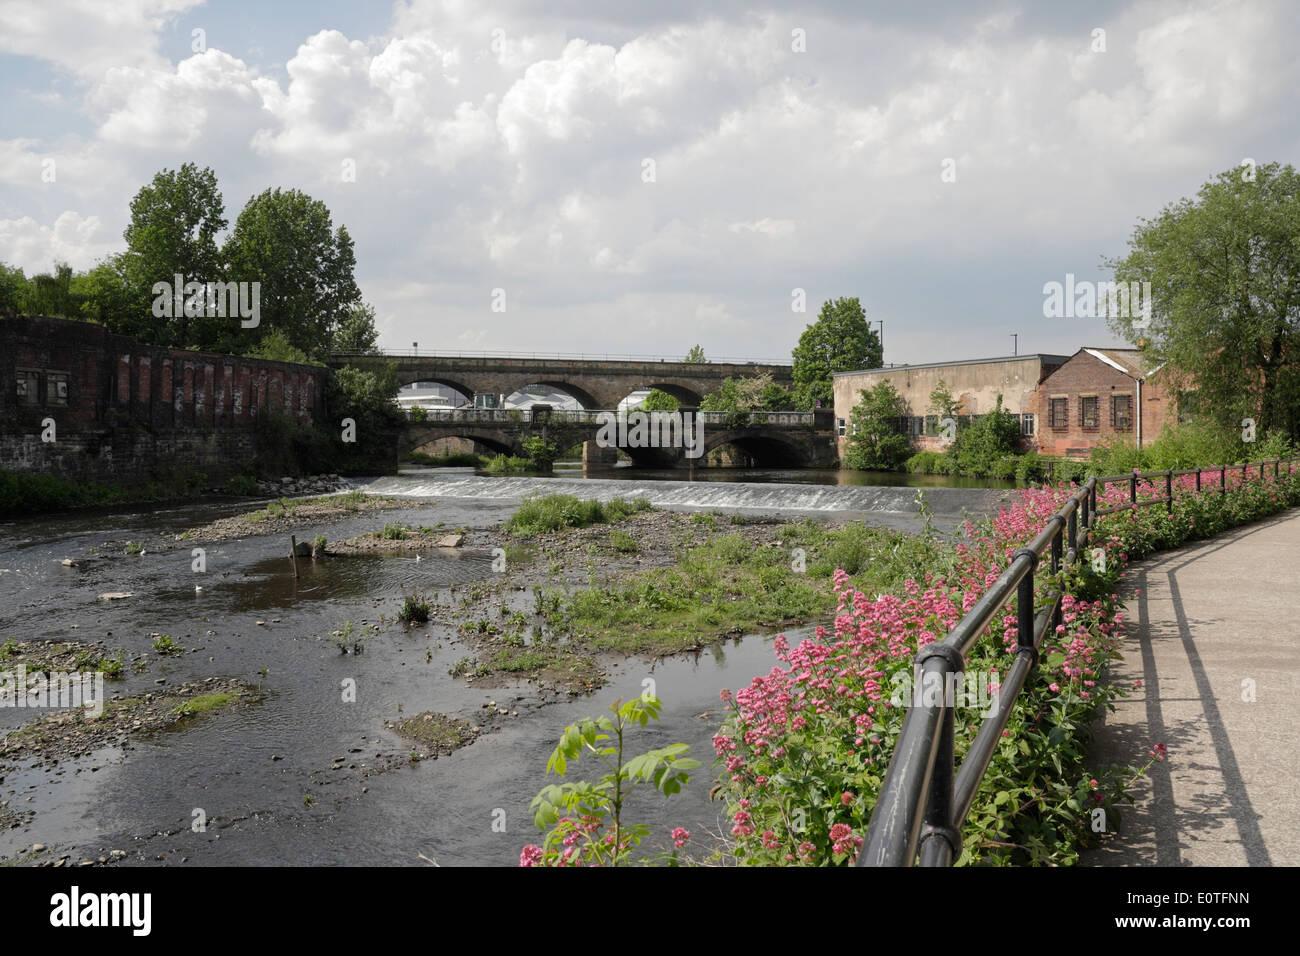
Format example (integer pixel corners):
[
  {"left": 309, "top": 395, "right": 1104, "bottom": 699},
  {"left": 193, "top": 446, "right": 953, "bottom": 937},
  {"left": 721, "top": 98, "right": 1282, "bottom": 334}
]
[
  {"left": 951, "top": 394, "right": 1021, "bottom": 476},
  {"left": 639, "top": 388, "right": 679, "bottom": 411},
  {"left": 683, "top": 344, "right": 708, "bottom": 363},
  {"left": 331, "top": 302, "right": 381, "bottom": 354},
  {"left": 20, "top": 262, "right": 77, "bottom": 317},
  {"left": 842, "top": 381, "right": 911, "bottom": 470},
  {"left": 246, "top": 329, "right": 319, "bottom": 366},
  {"left": 701, "top": 372, "right": 794, "bottom": 417},
  {"left": 792, "top": 297, "right": 881, "bottom": 409},
  {"left": 929, "top": 379, "right": 963, "bottom": 419},
  {"left": 223, "top": 187, "right": 362, "bottom": 360},
  {"left": 1106, "top": 161, "right": 1300, "bottom": 439},
  {"left": 0, "top": 262, "right": 29, "bottom": 315},
  {"left": 122, "top": 163, "right": 227, "bottom": 347},
  {"left": 72, "top": 256, "right": 136, "bottom": 332}
]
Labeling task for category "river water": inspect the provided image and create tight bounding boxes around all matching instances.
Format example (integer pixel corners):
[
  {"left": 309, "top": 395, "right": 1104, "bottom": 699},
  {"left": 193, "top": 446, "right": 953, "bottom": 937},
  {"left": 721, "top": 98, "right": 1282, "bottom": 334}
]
[{"left": 0, "top": 467, "right": 1015, "bottom": 866}]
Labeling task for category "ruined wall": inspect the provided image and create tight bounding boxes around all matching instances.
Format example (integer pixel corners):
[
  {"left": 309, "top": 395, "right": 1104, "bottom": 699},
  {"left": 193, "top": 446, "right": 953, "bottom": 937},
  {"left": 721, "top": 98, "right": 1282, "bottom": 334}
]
[{"left": 0, "top": 316, "right": 329, "bottom": 487}]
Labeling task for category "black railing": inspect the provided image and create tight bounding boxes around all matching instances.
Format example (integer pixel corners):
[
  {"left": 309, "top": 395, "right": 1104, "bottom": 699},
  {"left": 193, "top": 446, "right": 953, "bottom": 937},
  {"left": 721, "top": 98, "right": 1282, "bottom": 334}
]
[{"left": 859, "top": 456, "right": 1297, "bottom": 866}]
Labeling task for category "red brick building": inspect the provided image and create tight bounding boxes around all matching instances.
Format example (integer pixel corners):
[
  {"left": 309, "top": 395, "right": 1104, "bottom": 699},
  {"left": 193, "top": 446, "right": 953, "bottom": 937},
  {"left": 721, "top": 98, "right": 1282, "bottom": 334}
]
[{"left": 1035, "top": 348, "right": 1175, "bottom": 458}]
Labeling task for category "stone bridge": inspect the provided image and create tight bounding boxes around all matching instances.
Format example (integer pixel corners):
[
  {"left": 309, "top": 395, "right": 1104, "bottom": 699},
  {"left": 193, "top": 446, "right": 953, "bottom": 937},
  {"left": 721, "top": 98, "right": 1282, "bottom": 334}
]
[
  {"left": 328, "top": 352, "right": 793, "bottom": 408},
  {"left": 400, "top": 407, "right": 838, "bottom": 468}
]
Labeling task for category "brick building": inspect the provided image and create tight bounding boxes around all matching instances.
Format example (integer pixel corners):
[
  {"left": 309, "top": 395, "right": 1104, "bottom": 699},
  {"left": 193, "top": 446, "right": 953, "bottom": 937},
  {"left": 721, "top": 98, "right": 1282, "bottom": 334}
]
[
  {"left": 1034, "top": 347, "right": 1175, "bottom": 458},
  {"left": 832, "top": 354, "right": 1068, "bottom": 459}
]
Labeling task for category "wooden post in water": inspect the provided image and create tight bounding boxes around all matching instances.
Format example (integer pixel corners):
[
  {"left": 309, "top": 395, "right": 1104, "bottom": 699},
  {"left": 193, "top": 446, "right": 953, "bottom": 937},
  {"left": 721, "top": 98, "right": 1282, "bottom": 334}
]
[{"left": 289, "top": 535, "right": 300, "bottom": 579}]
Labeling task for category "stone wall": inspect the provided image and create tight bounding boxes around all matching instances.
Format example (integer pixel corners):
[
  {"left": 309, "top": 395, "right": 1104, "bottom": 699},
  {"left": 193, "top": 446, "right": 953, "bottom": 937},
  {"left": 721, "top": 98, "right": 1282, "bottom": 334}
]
[{"left": 1, "top": 316, "right": 329, "bottom": 487}]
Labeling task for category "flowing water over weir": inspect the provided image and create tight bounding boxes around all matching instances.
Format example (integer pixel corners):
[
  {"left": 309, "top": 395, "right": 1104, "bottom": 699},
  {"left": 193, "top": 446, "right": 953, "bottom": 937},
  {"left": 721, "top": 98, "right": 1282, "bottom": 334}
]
[
  {"left": 0, "top": 473, "right": 1014, "bottom": 866},
  {"left": 368, "top": 472, "right": 1016, "bottom": 523}
]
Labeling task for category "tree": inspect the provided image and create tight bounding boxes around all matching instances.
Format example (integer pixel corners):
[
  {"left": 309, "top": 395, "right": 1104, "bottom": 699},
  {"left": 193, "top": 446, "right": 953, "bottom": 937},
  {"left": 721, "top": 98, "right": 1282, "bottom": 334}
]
[
  {"left": 929, "top": 379, "right": 963, "bottom": 419},
  {"left": 223, "top": 187, "right": 362, "bottom": 360},
  {"left": 842, "top": 381, "right": 911, "bottom": 471},
  {"left": 792, "top": 297, "right": 881, "bottom": 409},
  {"left": 639, "top": 388, "right": 679, "bottom": 411},
  {"left": 1107, "top": 161, "right": 1300, "bottom": 439},
  {"left": 683, "top": 344, "right": 708, "bottom": 363},
  {"left": 0, "top": 262, "right": 29, "bottom": 315},
  {"left": 951, "top": 394, "right": 1021, "bottom": 476},
  {"left": 331, "top": 302, "right": 381, "bottom": 354},
  {"left": 73, "top": 256, "right": 136, "bottom": 333},
  {"left": 21, "top": 262, "right": 77, "bottom": 317},
  {"left": 121, "top": 163, "right": 227, "bottom": 347},
  {"left": 700, "top": 372, "right": 795, "bottom": 417}
]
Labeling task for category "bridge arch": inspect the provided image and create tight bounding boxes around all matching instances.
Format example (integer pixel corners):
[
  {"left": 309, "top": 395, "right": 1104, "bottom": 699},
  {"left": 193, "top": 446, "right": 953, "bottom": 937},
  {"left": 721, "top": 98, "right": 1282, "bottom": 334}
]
[
  {"left": 702, "top": 430, "right": 812, "bottom": 468},
  {"left": 400, "top": 427, "right": 519, "bottom": 459}
]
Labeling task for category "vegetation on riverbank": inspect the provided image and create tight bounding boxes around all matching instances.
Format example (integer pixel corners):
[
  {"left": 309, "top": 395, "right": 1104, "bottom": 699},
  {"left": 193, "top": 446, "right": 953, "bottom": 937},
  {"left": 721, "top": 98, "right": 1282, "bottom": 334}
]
[
  {"left": 0, "top": 468, "right": 209, "bottom": 518},
  {"left": 505, "top": 494, "right": 653, "bottom": 537}
]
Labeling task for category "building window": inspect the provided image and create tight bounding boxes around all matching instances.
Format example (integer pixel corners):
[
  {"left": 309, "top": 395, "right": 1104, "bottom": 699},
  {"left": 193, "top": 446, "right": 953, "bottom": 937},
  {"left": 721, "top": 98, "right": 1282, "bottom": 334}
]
[
  {"left": 925, "top": 414, "right": 938, "bottom": 436},
  {"left": 1112, "top": 394, "right": 1132, "bottom": 430},
  {"left": 1080, "top": 396, "right": 1099, "bottom": 429},
  {"left": 16, "top": 370, "right": 40, "bottom": 405},
  {"left": 1177, "top": 391, "right": 1198, "bottom": 425},
  {"left": 837, "top": 417, "right": 846, "bottom": 437},
  {"left": 47, "top": 373, "right": 69, "bottom": 406},
  {"left": 1020, "top": 413, "right": 1035, "bottom": 436},
  {"left": 1049, "top": 397, "right": 1068, "bottom": 429}
]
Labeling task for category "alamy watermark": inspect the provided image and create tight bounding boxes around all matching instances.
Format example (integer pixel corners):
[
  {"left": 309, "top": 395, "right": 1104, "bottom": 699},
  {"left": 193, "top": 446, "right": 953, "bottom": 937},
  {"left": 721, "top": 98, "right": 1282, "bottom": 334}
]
[
  {"left": 1042, "top": 274, "right": 1151, "bottom": 328},
  {"left": 594, "top": 410, "right": 704, "bottom": 459},
  {"left": 0, "top": 665, "right": 106, "bottom": 718},
  {"left": 890, "top": 667, "right": 1001, "bottom": 717},
  {"left": 151, "top": 274, "right": 260, "bottom": 328}
]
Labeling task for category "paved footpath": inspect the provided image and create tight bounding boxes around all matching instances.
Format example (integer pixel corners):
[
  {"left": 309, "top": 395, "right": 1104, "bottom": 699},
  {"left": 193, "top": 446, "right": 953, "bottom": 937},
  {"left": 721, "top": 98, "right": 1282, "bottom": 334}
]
[{"left": 1082, "top": 507, "right": 1300, "bottom": 867}]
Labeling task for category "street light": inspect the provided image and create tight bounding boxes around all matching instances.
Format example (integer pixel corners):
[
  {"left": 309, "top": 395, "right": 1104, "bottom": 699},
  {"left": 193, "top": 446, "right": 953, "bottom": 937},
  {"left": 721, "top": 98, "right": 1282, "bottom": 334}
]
[
  {"left": 877, "top": 320, "right": 884, "bottom": 365},
  {"left": 1011, "top": 333, "right": 1018, "bottom": 356},
  {"left": 413, "top": 342, "right": 418, "bottom": 355}
]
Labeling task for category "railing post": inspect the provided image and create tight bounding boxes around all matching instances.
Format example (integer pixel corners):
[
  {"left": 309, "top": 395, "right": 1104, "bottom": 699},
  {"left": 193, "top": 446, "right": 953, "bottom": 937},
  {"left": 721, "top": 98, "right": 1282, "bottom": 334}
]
[
  {"left": 1067, "top": 503, "right": 1077, "bottom": 556},
  {"left": 1275, "top": 459, "right": 1280, "bottom": 478},
  {"left": 1260, "top": 461, "right": 1266, "bottom": 480},
  {"left": 1221, "top": 465, "right": 1227, "bottom": 496},
  {"left": 1195, "top": 467, "right": 1202, "bottom": 492},
  {"left": 1130, "top": 472, "right": 1138, "bottom": 510},
  {"left": 917, "top": 706, "right": 958, "bottom": 867},
  {"left": 1165, "top": 470, "right": 1173, "bottom": 514}
]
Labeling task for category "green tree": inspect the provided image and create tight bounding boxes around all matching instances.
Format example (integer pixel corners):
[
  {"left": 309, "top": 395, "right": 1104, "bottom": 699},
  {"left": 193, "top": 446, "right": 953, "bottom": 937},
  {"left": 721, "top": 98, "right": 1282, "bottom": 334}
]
[
  {"left": 639, "top": 388, "right": 679, "bottom": 411},
  {"left": 0, "top": 262, "right": 29, "bottom": 315},
  {"left": 842, "top": 381, "right": 911, "bottom": 471},
  {"left": 683, "top": 344, "right": 708, "bottom": 363},
  {"left": 929, "top": 379, "right": 963, "bottom": 419},
  {"left": 121, "top": 163, "right": 227, "bottom": 347},
  {"left": 792, "top": 297, "right": 881, "bottom": 409},
  {"left": 72, "top": 256, "right": 136, "bottom": 333},
  {"left": 1106, "top": 161, "right": 1300, "bottom": 439},
  {"left": 20, "top": 262, "right": 77, "bottom": 317},
  {"left": 223, "top": 187, "right": 362, "bottom": 360},
  {"left": 951, "top": 394, "right": 1021, "bottom": 476},
  {"left": 331, "top": 302, "right": 381, "bottom": 354}
]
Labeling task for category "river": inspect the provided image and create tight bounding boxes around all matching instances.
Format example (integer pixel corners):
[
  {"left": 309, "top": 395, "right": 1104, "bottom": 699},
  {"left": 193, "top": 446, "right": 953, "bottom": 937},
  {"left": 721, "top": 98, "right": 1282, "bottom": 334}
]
[{"left": 0, "top": 467, "right": 1015, "bottom": 866}]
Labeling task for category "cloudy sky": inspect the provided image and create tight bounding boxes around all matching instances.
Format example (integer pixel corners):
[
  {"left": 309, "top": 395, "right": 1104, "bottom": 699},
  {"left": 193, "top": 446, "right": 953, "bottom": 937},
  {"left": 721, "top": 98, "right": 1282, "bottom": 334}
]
[{"left": 1, "top": 0, "right": 1296, "bottom": 366}]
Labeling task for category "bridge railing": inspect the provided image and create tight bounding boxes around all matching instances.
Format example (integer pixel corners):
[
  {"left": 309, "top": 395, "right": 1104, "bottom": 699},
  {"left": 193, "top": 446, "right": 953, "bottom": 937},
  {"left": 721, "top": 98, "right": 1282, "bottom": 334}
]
[
  {"left": 332, "top": 349, "right": 792, "bottom": 365},
  {"left": 403, "top": 407, "right": 818, "bottom": 426},
  {"left": 859, "top": 456, "right": 1297, "bottom": 867}
]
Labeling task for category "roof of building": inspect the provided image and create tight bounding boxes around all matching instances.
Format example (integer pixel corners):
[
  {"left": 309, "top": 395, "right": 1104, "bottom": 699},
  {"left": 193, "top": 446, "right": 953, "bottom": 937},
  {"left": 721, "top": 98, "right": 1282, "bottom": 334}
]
[
  {"left": 1074, "top": 347, "right": 1155, "bottom": 379},
  {"left": 833, "top": 353, "right": 1071, "bottom": 377}
]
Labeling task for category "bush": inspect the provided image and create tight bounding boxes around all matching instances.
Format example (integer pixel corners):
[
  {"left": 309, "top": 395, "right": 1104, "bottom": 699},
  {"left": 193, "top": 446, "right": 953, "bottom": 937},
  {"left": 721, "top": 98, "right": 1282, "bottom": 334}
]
[
  {"left": 399, "top": 592, "right": 431, "bottom": 624},
  {"left": 225, "top": 474, "right": 260, "bottom": 496},
  {"left": 905, "top": 451, "right": 943, "bottom": 474}
]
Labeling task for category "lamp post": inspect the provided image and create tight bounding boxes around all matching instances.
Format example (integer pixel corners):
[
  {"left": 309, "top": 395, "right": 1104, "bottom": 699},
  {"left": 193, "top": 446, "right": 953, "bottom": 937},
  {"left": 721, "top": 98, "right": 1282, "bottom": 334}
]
[
  {"left": 1011, "top": 333, "right": 1018, "bottom": 356},
  {"left": 413, "top": 342, "right": 418, "bottom": 356},
  {"left": 877, "top": 320, "right": 884, "bottom": 366}
]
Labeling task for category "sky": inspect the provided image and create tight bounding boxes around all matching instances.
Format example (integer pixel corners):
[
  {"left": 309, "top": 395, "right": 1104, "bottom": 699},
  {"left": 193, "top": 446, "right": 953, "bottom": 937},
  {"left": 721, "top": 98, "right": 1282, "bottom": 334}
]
[{"left": 1, "top": 0, "right": 1297, "bottom": 367}]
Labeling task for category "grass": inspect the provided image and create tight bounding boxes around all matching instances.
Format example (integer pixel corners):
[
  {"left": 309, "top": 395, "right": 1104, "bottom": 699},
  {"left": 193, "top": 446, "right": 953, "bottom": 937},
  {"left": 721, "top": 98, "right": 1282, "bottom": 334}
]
[
  {"left": 151, "top": 634, "right": 184, "bottom": 656},
  {"left": 399, "top": 592, "right": 431, "bottom": 624},
  {"left": 379, "top": 523, "right": 408, "bottom": 540},
  {"left": 71, "top": 649, "right": 125, "bottom": 679},
  {"left": 171, "top": 692, "right": 238, "bottom": 717},
  {"left": 246, "top": 489, "right": 370, "bottom": 523},
  {"left": 505, "top": 494, "right": 653, "bottom": 538},
  {"left": 539, "top": 521, "right": 956, "bottom": 658},
  {"left": 608, "top": 529, "right": 638, "bottom": 553},
  {"left": 480, "top": 454, "right": 534, "bottom": 475}
]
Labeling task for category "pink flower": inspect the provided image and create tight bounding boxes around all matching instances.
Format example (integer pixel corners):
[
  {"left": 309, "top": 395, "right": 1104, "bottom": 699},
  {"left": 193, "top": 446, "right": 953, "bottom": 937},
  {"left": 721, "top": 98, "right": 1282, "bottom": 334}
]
[
  {"left": 520, "top": 845, "right": 544, "bottom": 867},
  {"left": 1049, "top": 683, "right": 1060, "bottom": 693},
  {"left": 671, "top": 827, "right": 690, "bottom": 849},
  {"left": 841, "top": 791, "right": 854, "bottom": 806}
]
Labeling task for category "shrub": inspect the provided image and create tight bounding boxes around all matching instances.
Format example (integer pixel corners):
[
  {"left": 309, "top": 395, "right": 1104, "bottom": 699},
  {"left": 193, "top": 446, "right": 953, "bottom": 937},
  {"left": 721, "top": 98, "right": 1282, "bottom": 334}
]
[{"left": 399, "top": 592, "right": 431, "bottom": 624}]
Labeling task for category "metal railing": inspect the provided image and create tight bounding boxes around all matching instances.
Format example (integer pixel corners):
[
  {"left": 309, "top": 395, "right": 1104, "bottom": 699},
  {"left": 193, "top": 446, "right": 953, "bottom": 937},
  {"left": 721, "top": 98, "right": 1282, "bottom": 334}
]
[
  {"left": 859, "top": 456, "right": 1297, "bottom": 866},
  {"left": 330, "top": 348, "right": 792, "bottom": 366},
  {"left": 403, "top": 407, "right": 816, "bottom": 426}
]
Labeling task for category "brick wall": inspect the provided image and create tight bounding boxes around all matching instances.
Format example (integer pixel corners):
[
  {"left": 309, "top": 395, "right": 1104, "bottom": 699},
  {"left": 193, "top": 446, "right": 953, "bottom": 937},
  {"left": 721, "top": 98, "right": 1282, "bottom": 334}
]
[
  {"left": 0, "top": 316, "right": 329, "bottom": 487},
  {"left": 1034, "top": 350, "right": 1173, "bottom": 458}
]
